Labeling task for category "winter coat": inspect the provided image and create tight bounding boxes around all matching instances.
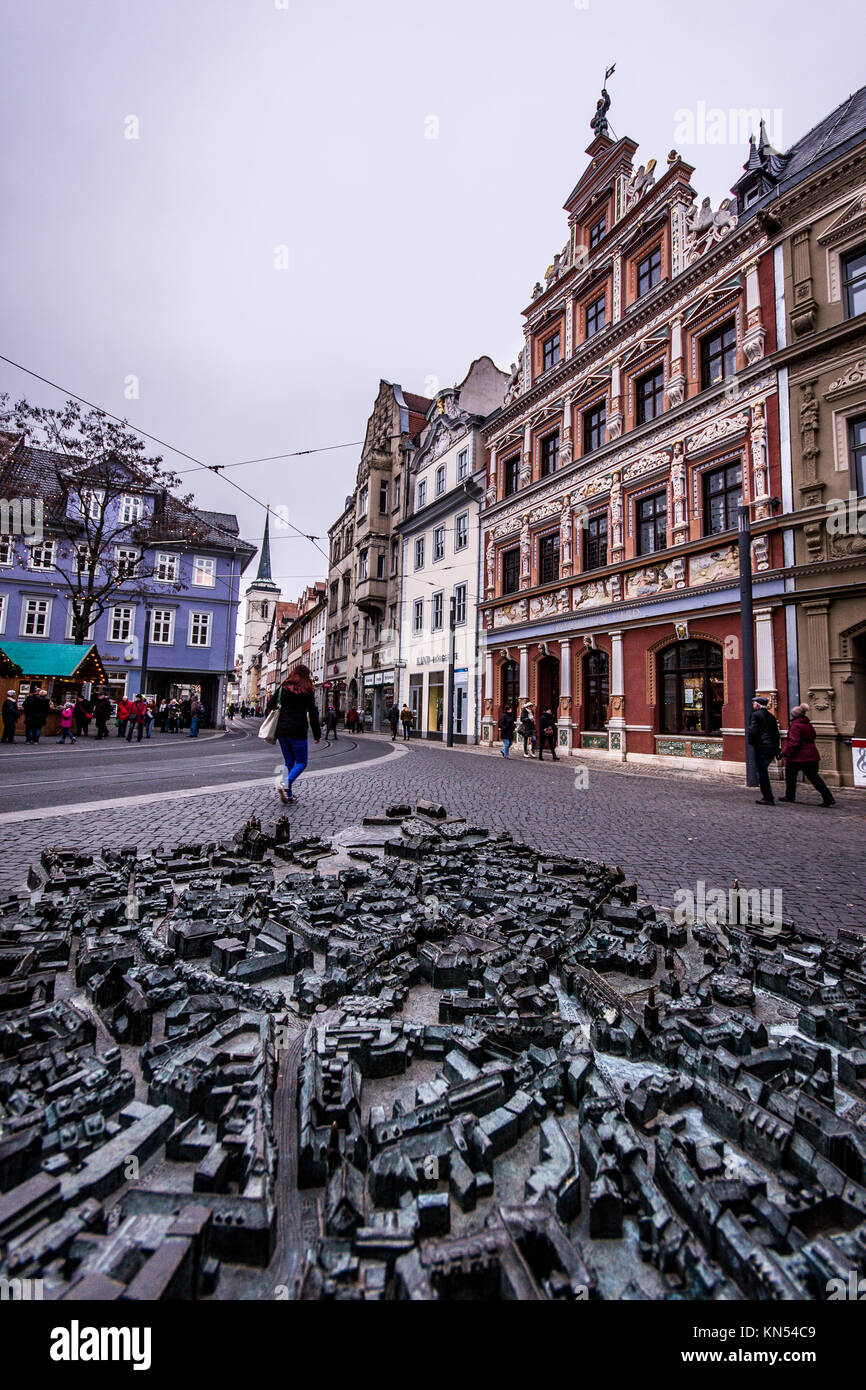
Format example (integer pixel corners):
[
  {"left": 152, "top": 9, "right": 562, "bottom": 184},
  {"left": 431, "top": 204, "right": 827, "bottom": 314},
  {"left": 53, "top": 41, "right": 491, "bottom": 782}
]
[
  {"left": 2, "top": 699, "right": 20, "bottom": 724},
  {"left": 498, "top": 712, "right": 516, "bottom": 739},
  {"left": 783, "top": 714, "right": 821, "bottom": 765},
  {"left": 59, "top": 706, "right": 75, "bottom": 729},
  {"left": 267, "top": 685, "right": 322, "bottom": 742},
  {"left": 24, "top": 693, "right": 50, "bottom": 727},
  {"left": 400, "top": 707, "right": 412, "bottom": 725},
  {"left": 519, "top": 709, "right": 536, "bottom": 737},
  {"left": 117, "top": 698, "right": 132, "bottom": 721},
  {"left": 387, "top": 705, "right": 399, "bottom": 728},
  {"left": 325, "top": 709, "right": 338, "bottom": 730},
  {"left": 94, "top": 697, "right": 112, "bottom": 722},
  {"left": 747, "top": 706, "right": 780, "bottom": 755}
]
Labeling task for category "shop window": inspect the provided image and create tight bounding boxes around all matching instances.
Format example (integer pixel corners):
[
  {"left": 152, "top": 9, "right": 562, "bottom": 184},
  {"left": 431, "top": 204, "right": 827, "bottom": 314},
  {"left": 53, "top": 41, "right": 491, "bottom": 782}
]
[{"left": 658, "top": 640, "right": 724, "bottom": 735}]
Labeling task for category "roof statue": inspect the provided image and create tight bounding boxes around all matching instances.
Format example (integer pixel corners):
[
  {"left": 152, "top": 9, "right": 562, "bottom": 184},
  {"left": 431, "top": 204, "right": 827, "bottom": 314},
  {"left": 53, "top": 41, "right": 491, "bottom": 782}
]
[{"left": 590, "top": 64, "right": 616, "bottom": 138}]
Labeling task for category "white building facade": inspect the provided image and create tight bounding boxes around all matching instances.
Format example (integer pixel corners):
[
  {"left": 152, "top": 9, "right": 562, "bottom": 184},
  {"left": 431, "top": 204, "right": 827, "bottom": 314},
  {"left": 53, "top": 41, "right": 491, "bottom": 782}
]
[{"left": 397, "top": 358, "right": 508, "bottom": 741}]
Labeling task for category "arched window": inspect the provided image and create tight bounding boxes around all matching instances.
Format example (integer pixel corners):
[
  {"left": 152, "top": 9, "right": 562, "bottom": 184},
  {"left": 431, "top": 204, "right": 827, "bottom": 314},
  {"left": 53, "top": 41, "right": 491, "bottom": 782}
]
[
  {"left": 501, "top": 659, "right": 519, "bottom": 714},
  {"left": 261, "top": 602, "right": 269, "bottom": 619},
  {"left": 658, "top": 640, "right": 723, "bottom": 735},
  {"left": 583, "top": 649, "right": 609, "bottom": 731}
]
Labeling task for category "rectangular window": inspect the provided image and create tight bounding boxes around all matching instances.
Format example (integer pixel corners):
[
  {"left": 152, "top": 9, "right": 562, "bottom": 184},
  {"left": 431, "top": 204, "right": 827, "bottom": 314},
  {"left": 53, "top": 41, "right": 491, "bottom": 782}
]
[
  {"left": 457, "top": 449, "right": 469, "bottom": 481},
  {"left": 842, "top": 244, "right": 866, "bottom": 319},
  {"left": 700, "top": 318, "right": 737, "bottom": 389},
  {"left": 637, "top": 490, "right": 668, "bottom": 555},
  {"left": 703, "top": 461, "right": 743, "bottom": 535},
  {"left": 635, "top": 366, "right": 665, "bottom": 424},
  {"left": 394, "top": 477, "right": 401, "bottom": 510},
  {"left": 154, "top": 552, "right": 179, "bottom": 582},
  {"left": 454, "top": 582, "right": 467, "bottom": 625},
  {"left": 379, "top": 480, "right": 389, "bottom": 513},
  {"left": 22, "top": 598, "right": 50, "bottom": 637},
  {"left": 192, "top": 555, "right": 216, "bottom": 586},
  {"left": 0, "top": 535, "right": 13, "bottom": 565},
  {"left": 150, "top": 608, "right": 174, "bottom": 644},
  {"left": 503, "top": 455, "right": 520, "bottom": 497},
  {"left": 390, "top": 537, "right": 399, "bottom": 574},
  {"left": 376, "top": 551, "right": 386, "bottom": 579},
  {"left": 540, "top": 431, "right": 559, "bottom": 477},
  {"left": 589, "top": 216, "right": 606, "bottom": 249},
  {"left": 417, "top": 480, "right": 427, "bottom": 509},
  {"left": 79, "top": 487, "right": 104, "bottom": 521},
  {"left": 583, "top": 402, "right": 606, "bottom": 454},
  {"left": 341, "top": 575, "right": 350, "bottom": 607},
  {"left": 28, "top": 540, "right": 55, "bottom": 571},
  {"left": 188, "top": 611, "right": 212, "bottom": 647},
  {"left": 414, "top": 537, "right": 425, "bottom": 569},
  {"left": 358, "top": 485, "right": 369, "bottom": 516},
  {"left": 435, "top": 464, "right": 446, "bottom": 496},
  {"left": 455, "top": 512, "right": 468, "bottom": 550},
  {"left": 542, "top": 331, "right": 561, "bottom": 372},
  {"left": 413, "top": 598, "right": 424, "bottom": 634},
  {"left": 389, "top": 602, "right": 397, "bottom": 631},
  {"left": 502, "top": 547, "right": 520, "bottom": 595},
  {"left": 585, "top": 293, "right": 606, "bottom": 338},
  {"left": 432, "top": 591, "right": 444, "bottom": 631},
  {"left": 115, "top": 547, "right": 139, "bottom": 579},
  {"left": 66, "top": 603, "right": 95, "bottom": 641},
  {"left": 109, "top": 605, "right": 134, "bottom": 642},
  {"left": 358, "top": 550, "right": 368, "bottom": 580},
  {"left": 539, "top": 533, "right": 560, "bottom": 584},
  {"left": 433, "top": 525, "right": 445, "bottom": 561},
  {"left": 636, "top": 246, "right": 662, "bottom": 297},
  {"left": 584, "top": 513, "right": 608, "bottom": 572},
  {"left": 850, "top": 415, "right": 866, "bottom": 497},
  {"left": 0, "top": 593, "right": 6, "bottom": 633},
  {"left": 329, "top": 582, "right": 338, "bottom": 615},
  {"left": 120, "top": 494, "right": 143, "bottom": 524}
]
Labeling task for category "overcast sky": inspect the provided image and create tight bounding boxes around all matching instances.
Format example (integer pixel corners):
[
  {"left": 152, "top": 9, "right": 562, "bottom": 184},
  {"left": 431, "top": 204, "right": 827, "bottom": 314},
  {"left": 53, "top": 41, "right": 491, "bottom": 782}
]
[{"left": 1, "top": 0, "right": 862, "bottom": 644}]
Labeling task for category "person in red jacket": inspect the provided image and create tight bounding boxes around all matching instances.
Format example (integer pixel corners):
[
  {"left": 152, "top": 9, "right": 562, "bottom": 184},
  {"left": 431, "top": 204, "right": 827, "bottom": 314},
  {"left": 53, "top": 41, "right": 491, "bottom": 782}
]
[
  {"left": 116, "top": 696, "right": 132, "bottom": 738},
  {"left": 126, "top": 694, "right": 149, "bottom": 743},
  {"left": 781, "top": 704, "right": 836, "bottom": 807}
]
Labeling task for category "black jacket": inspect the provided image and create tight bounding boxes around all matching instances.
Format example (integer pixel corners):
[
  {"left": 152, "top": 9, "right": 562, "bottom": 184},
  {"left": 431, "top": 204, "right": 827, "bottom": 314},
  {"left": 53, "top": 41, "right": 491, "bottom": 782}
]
[
  {"left": 498, "top": 712, "right": 516, "bottom": 738},
  {"left": 267, "top": 686, "right": 322, "bottom": 742},
  {"left": 748, "top": 706, "right": 780, "bottom": 755},
  {"left": 2, "top": 699, "right": 20, "bottom": 724},
  {"left": 519, "top": 710, "right": 536, "bottom": 736},
  {"left": 23, "top": 693, "right": 50, "bottom": 726}
]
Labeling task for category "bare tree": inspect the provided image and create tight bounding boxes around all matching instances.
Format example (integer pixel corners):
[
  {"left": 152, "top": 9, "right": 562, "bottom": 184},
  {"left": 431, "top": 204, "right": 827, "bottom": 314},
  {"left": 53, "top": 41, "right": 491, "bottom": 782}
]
[{"left": 0, "top": 396, "right": 209, "bottom": 643}]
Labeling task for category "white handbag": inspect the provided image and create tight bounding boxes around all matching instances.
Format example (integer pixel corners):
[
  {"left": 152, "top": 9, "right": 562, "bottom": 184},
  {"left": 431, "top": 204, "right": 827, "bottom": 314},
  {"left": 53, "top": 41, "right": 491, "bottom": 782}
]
[{"left": 258, "top": 708, "right": 279, "bottom": 744}]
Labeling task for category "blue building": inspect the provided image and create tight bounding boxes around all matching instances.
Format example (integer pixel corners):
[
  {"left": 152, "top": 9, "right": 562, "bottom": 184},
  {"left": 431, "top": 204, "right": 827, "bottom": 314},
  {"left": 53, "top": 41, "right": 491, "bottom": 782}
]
[{"left": 0, "top": 436, "right": 255, "bottom": 724}]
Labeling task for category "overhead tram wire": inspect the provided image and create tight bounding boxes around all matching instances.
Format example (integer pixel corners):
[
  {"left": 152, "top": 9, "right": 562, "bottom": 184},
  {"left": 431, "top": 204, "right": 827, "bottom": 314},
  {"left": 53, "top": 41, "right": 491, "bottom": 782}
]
[{"left": 0, "top": 352, "right": 354, "bottom": 562}]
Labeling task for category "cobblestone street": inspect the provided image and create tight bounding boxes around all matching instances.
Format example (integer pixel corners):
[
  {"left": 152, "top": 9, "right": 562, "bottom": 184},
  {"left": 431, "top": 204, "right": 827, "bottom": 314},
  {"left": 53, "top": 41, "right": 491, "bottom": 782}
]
[{"left": 3, "top": 733, "right": 864, "bottom": 935}]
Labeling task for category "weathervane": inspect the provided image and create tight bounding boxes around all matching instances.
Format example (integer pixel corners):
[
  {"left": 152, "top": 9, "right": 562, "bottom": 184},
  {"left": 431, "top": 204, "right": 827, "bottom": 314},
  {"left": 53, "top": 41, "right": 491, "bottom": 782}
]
[{"left": 590, "top": 63, "right": 616, "bottom": 138}]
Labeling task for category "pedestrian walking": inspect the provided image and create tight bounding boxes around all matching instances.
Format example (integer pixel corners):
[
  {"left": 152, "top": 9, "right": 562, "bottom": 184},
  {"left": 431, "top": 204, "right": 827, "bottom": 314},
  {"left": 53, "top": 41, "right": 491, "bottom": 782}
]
[
  {"left": 266, "top": 664, "right": 321, "bottom": 804},
  {"left": 57, "top": 698, "right": 77, "bottom": 744},
  {"left": 126, "top": 694, "right": 149, "bottom": 743},
  {"left": 387, "top": 701, "right": 400, "bottom": 741},
  {"left": 781, "top": 704, "right": 836, "bottom": 807},
  {"left": 93, "top": 692, "right": 112, "bottom": 739},
  {"left": 166, "top": 698, "right": 180, "bottom": 733},
  {"left": 24, "top": 688, "right": 51, "bottom": 744},
  {"left": 519, "top": 703, "right": 536, "bottom": 759},
  {"left": 117, "top": 695, "right": 132, "bottom": 738},
  {"left": 747, "top": 696, "right": 781, "bottom": 805},
  {"left": 188, "top": 695, "right": 203, "bottom": 738},
  {"left": 74, "top": 695, "right": 93, "bottom": 737},
  {"left": 400, "top": 703, "right": 413, "bottom": 740},
  {"left": 498, "top": 707, "right": 516, "bottom": 758},
  {"left": 323, "top": 703, "right": 339, "bottom": 744},
  {"left": 145, "top": 699, "right": 156, "bottom": 738},
  {"left": 2, "top": 691, "right": 21, "bottom": 744},
  {"left": 538, "top": 708, "right": 558, "bottom": 760}
]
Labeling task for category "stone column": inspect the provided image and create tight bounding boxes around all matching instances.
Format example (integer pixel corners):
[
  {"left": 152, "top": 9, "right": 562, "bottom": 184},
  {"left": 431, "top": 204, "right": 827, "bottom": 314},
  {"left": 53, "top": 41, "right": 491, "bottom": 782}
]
[
  {"left": 608, "top": 630, "right": 626, "bottom": 760},
  {"left": 667, "top": 316, "right": 685, "bottom": 407},
  {"left": 557, "top": 637, "right": 573, "bottom": 753},
  {"left": 803, "top": 600, "right": 840, "bottom": 784},
  {"left": 482, "top": 647, "right": 494, "bottom": 745},
  {"left": 754, "top": 608, "right": 777, "bottom": 711},
  {"left": 520, "top": 422, "right": 532, "bottom": 489},
  {"left": 608, "top": 360, "right": 623, "bottom": 440},
  {"left": 519, "top": 644, "right": 529, "bottom": 709},
  {"left": 486, "top": 443, "right": 497, "bottom": 506},
  {"left": 561, "top": 397, "right": 574, "bottom": 466},
  {"left": 742, "top": 259, "right": 766, "bottom": 366}
]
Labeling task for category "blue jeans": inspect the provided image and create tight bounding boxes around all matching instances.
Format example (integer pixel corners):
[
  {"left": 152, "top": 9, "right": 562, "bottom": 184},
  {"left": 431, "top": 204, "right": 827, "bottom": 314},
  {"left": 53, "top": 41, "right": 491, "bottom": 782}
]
[
  {"left": 58, "top": 728, "right": 76, "bottom": 743},
  {"left": 278, "top": 737, "right": 308, "bottom": 793},
  {"left": 189, "top": 716, "right": 199, "bottom": 737},
  {"left": 502, "top": 738, "right": 512, "bottom": 758}
]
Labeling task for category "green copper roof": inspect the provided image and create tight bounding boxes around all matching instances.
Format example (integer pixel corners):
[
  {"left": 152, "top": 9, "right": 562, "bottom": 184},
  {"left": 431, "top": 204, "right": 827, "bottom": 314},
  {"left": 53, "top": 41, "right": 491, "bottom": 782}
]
[{"left": 0, "top": 641, "right": 108, "bottom": 680}]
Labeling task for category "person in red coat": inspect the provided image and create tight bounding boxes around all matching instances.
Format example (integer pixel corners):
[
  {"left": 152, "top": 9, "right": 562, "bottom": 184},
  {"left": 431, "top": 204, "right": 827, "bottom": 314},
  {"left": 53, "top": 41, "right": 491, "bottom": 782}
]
[
  {"left": 116, "top": 696, "right": 132, "bottom": 738},
  {"left": 781, "top": 704, "right": 836, "bottom": 806}
]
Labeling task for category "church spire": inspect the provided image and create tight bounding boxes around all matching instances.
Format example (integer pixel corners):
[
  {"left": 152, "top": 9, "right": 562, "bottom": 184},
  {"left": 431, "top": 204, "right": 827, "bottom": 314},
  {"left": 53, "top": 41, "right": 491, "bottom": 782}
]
[{"left": 256, "top": 511, "right": 273, "bottom": 583}]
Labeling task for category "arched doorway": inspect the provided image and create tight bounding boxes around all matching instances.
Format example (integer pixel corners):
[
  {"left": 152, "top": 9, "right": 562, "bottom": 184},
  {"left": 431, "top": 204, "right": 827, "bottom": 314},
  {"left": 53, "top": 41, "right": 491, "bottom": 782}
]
[
  {"left": 536, "top": 654, "right": 560, "bottom": 717},
  {"left": 583, "top": 649, "right": 609, "bottom": 731},
  {"left": 501, "top": 659, "right": 519, "bottom": 715},
  {"left": 658, "top": 640, "right": 723, "bottom": 734}
]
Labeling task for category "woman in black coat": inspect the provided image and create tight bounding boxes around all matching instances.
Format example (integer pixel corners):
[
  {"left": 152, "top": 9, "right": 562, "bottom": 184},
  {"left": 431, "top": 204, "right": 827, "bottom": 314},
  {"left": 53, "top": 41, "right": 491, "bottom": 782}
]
[
  {"left": 2, "top": 692, "right": 21, "bottom": 743},
  {"left": 266, "top": 665, "right": 321, "bottom": 803}
]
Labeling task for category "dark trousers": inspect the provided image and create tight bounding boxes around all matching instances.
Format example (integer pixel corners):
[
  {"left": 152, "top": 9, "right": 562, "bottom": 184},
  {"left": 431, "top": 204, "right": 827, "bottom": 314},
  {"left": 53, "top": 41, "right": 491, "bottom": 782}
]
[
  {"left": 2, "top": 719, "right": 16, "bottom": 743},
  {"left": 755, "top": 749, "right": 776, "bottom": 801},
  {"left": 95, "top": 718, "right": 109, "bottom": 739},
  {"left": 401, "top": 722, "right": 411, "bottom": 740},
  {"left": 785, "top": 761, "right": 834, "bottom": 803},
  {"left": 538, "top": 731, "right": 557, "bottom": 760}
]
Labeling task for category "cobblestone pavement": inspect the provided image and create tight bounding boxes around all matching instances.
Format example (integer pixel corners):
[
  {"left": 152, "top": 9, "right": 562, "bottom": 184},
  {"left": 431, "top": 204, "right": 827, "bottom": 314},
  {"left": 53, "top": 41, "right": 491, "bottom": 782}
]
[{"left": 3, "top": 734, "right": 865, "bottom": 935}]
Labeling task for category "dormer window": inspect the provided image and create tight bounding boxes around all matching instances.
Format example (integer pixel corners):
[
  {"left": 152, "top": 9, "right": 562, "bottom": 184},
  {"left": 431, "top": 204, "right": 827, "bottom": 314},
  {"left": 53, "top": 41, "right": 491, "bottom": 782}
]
[
  {"left": 120, "top": 494, "right": 143, "bottom": 524},
  {"left": 589, "top": 216, "right": 606, "bottom": 249}
]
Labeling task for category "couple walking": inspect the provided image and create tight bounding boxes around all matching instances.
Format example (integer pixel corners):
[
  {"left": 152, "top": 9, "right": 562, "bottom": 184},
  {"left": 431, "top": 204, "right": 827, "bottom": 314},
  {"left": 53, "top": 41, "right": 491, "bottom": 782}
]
[
  {"left": 498, "top": 703, "right": 558, "bottom": 760},
  {"left": 749, "top": 697, "right": 835, "bottom": 808}
]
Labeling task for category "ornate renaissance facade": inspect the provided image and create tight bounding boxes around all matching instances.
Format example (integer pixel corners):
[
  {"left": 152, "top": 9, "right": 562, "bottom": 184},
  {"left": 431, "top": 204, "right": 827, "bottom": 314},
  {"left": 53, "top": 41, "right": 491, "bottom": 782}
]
[{"left": 479, "top": 97, "right": 785, "bottom": 771}]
